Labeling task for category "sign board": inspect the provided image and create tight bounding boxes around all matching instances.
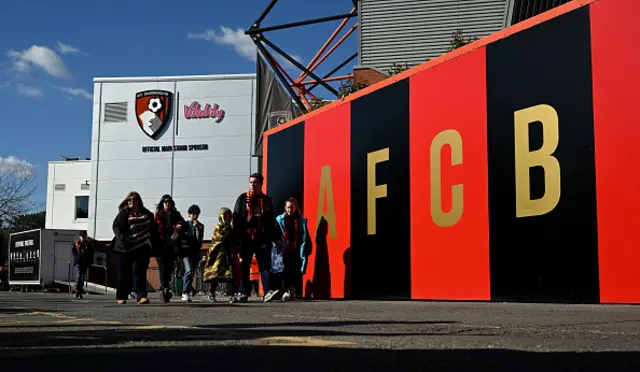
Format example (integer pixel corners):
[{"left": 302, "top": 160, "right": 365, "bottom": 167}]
[{"left": 8, "top": 229, "right": 41, "bottom": 285}]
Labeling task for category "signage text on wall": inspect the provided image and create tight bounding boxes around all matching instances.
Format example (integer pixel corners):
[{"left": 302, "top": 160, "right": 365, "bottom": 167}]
[
  {"left": 184, "top": 101, "right": 225, "bottom": 122},
  {"left": 142, "top": 144, "right": 209, "bottom": 153},
  {"left": 9, "top": 230, "right": 41, "bottom": 282}
]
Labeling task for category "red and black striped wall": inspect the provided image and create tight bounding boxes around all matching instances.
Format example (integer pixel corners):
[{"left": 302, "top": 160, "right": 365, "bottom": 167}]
[{"left": 262, "top": 0, "right": 640, "bottom": 304}]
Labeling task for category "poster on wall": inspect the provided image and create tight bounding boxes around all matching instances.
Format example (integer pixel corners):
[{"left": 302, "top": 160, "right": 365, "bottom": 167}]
[{"left": 8, "top": 229, "right": 41, "bottom": 284}]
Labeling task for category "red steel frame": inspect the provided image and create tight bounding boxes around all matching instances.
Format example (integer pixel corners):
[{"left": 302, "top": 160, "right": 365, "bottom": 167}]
[{"left": 245, "top": 1, "right": 358, "bottom": 113}]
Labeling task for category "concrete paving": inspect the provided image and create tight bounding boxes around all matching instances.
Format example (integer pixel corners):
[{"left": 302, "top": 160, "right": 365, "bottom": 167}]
[{"left": 1, "top": 291, "right": 640, "bottom": 371}]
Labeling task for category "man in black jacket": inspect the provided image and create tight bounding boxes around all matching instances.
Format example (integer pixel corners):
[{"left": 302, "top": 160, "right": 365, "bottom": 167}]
[
  {"left": 72, "top": 231, "right": 94, "bottom": 299},
  {"left": 231, "top": 173, "right": 278, "bottom": 303}
]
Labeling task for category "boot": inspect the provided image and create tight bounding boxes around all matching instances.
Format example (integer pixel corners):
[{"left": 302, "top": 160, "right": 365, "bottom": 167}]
[{"left": 161, "top": 288, "right": 173, "bottom": 303}]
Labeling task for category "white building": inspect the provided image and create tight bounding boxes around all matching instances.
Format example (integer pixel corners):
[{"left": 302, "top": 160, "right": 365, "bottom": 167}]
[
  {"left": 45, "top": 160, "right": 91, "bottom": 231},
  {"left": 85, "top": 73, "right": 259, "bottom": 241}
]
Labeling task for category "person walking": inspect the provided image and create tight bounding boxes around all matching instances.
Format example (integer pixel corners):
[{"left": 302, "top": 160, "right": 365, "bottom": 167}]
[
  {"left": 274, "top": 197, "right": 311, "bottom": 301},
  {"left": 180, "top": 204, "right": 205, "bottom": 302},
  {"left": 71, "top": 230, "right": 94, "bottom": 299},
  {"left": 203, "top": 207, "right": 235, "bottom": 302},
  {"left": 230, "top": 173, "right": 278, "bottom": 303},
  {"left": 111, "top": 191, "right": 158, "bottom": 304},
  {"left": 154, "top": 194, "right": 186, "bottom": 303}
]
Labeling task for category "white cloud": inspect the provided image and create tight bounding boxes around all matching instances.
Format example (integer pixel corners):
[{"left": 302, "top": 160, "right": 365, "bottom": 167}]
[
  {"left": 56, "top": 42, "right": 88, "bottom": 56},
  {"left": 59, "top": 87, "right": 92, "bottom": 100},
  {"left": 189, "top": 26, "right": 257, "bottom": 61},
  {"left": 0, "top": 156, "right": 34, "bottom": 179},
  {"left": 56, "top": 42, "right": 80, "bottom": 55},
  {"left": 7, "top": 45, "right": 70, "bottom": 78},
  {"left": 188, "top": 26, "right": 303, "bottom": 70},
  {"left": 15, "top": 83, "right": 43, "bottom": 98}
]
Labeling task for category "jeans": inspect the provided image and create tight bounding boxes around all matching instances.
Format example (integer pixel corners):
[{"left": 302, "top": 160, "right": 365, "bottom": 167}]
[
  {"left": 272, "top": 253, "right": 302, "bottom": 294},
  {"left": 156, "top": 250, "right": 175, "bottom": 291},
  {"left": 238, "top": 243, "right": 271, "bottom": 297},
  {"left": 74, "top": 264, "right": 87, "bottom": 295},
  {"left": 182, "top": 255, "right": 200, "bottom": 294},
  {"left": 116, "top": 249, "right": 150, "bottom": 301}
]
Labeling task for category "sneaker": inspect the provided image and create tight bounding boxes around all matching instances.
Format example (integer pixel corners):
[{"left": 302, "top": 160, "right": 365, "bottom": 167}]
[
  {"left": 282, "top": 290, "right": 292, "bottom": 302},
  {"left": 181, "top": 293, "right": 192, "bottom": 303},
  {"left": 263, "top": 290, "right": 280, "bottom": 302},
  {"left": 229, "top": 293, "right": 248, "bottom": 303},
  {"left": 117, "top": 300, "right": 127, "bottom": 305},
  {"left": 138, "top": 297, "right": 150, "bottom": 304},
  {"left": 208, "top": 294, "right": 216, "bottom": 303}
]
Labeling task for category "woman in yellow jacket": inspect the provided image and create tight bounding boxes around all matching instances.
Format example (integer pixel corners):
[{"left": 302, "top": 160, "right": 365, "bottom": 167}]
[{"left": 203, "top": 208, "right": 234, "bottom": 302}]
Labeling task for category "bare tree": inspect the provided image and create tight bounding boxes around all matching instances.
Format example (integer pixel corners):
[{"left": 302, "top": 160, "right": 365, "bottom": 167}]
[{"left": 0, "top": 156, "right": 37, "bottom": 228}]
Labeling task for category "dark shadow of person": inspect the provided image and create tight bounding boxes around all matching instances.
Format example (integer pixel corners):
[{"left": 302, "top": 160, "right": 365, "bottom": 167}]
[
  {"left": 311, "top": 217, "right": 331, "bottom": 299},
  {"left": 343, "top": 246, "right": 351, "bottom": 299}
]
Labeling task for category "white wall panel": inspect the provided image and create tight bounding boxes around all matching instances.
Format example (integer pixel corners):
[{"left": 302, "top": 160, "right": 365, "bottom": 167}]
[
  {"left": 88, "top": 74, "right": 257, "bottom": 241},
  {"left": 45, "top": 161, "right": 91, "bottom": 232}
]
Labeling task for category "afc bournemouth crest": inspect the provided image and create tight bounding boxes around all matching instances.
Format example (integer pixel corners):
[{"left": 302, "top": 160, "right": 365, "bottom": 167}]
[{"left": 135, "top": 90, "right": 173, "bottom": 139}]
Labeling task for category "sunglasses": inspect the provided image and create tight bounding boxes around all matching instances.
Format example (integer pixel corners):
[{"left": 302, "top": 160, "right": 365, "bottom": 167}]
[{"left": 128, "top": 198, "right": 139, "bottom": 202}]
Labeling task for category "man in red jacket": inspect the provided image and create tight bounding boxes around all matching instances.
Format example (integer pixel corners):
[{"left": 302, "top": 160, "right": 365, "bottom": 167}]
[
  {"left": 231, "top": 173, "right": 278, "bottom": 303},
  {"left": 72, "top": 231, "right": 94, "bottom": 299}
]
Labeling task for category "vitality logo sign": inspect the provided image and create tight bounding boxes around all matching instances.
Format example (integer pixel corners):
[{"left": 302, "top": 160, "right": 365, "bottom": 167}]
[{"left": 135, "top": 90, "right": 173, "bottom": 139}]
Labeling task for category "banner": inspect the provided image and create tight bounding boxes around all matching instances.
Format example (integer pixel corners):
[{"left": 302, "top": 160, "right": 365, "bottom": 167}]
[
  {"left": 254, "top": 52, "right": 301, "bottom": 156},
  {"left": 9, "top": 230, "right": 41, "bottom": 283},
  {"left": 262, "top": 0, "right": 640, "bottom": 304}
]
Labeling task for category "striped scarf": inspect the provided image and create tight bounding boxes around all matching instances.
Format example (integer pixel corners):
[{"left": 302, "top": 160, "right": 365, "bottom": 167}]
[
  {"left": 246, "top": 191, "right": 264, "bottom": 241},
  {"left": 283, "top": 214, "right": 300, "bottom": 253},
  {"left": 127, "top": 212, "right": 152, "bottom": 251}
]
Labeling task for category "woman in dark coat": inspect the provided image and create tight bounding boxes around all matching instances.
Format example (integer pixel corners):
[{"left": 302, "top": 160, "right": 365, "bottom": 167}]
[
  {"left": 154, "top": 194, "right": 187, "bottom": 303},
  {"left": 111, "top": 191, "right": 158, "bottom": 304}
]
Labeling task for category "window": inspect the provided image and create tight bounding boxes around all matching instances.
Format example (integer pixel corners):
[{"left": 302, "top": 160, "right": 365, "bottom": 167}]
[
  {"left": 80, "top": 184, "right": 89, "bottom": 190},
  {"left": 54, "top": 184, "right": 66, "bottom": 191},
  {"left": 75, "top": 196, "right": 89, "bottom": 219}
]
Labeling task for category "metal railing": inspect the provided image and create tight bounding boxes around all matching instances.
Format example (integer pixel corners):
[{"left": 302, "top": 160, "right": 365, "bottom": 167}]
[{"left": 87, "top": 264, "right": 108, "bottom": 295}]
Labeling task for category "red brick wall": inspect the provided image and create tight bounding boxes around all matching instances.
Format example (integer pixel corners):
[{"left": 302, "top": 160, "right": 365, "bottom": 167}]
[{"left": 354, "top": 67, "right": 389, "bottom": 86}]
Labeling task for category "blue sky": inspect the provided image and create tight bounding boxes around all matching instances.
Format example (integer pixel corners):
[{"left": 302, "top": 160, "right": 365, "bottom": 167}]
[{"left": 0, "top": 0, "right": 358, "bottom": 210}]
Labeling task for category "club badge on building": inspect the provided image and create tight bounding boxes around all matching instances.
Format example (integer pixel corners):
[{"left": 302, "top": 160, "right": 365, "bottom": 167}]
[{"left": 135, "top": 90, "right": 173, "bottom": 139}]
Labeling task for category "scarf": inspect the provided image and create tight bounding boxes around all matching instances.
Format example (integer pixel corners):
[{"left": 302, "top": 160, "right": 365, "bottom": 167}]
[
  {"left": 75, "top": 240, "right": 88, "bottom": 255},
  {"left": 283, "top": 213, "right": 300, "bottom": 253},
  {"left": 246, "top": 190, "right": 264, "bottom": 241}
]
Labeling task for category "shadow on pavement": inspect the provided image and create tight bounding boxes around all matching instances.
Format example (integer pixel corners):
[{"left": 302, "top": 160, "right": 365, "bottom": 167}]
[
  {"left": 1, "top": 345, "right": 639, "bottom": 371},
  {"left": 0, "top": 319, "right": 458, "bottom": 329},
  {"left": 0, "top": 320, "right": 481, "bottom": 348}
]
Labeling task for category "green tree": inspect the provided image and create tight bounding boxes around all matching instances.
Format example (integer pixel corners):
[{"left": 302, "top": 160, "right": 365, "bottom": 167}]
[
  {"left": 386, "top": 62, "right": 410, "bottom": 76},
  {"left": 337, "top": 78, "right": 369, "bottom": 99},
  {"left": 8, "top": 211, "right": 45, "bottom": 231},
  {"left": 447, "top": 29, "right": 478, "bottom": 52}
]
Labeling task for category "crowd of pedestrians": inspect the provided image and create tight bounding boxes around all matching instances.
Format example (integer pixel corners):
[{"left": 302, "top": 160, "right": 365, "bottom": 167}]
[{"left": 104, "top": 172, "right": 311, "bottom": 304}]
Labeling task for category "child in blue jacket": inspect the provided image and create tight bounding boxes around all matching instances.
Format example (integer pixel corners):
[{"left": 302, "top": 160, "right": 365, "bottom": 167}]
[{"left": 272, "top": 197, "right": 311, "bottom": 301}]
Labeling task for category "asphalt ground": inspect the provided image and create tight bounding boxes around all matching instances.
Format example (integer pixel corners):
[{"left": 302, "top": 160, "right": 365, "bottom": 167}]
[{"left": 1, "top": 291, "right": 640, "bottom": 371}]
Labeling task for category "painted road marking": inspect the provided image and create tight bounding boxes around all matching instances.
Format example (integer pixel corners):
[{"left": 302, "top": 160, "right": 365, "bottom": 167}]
[
  {"left": 258, "top": 336, "right": 355, "bottom": 347},
  {"left": 0, "top": 337, "right": 357, "bottom": 352},
  {"left": 118, "top": 325, "right": 197, "bottom": 330}
]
